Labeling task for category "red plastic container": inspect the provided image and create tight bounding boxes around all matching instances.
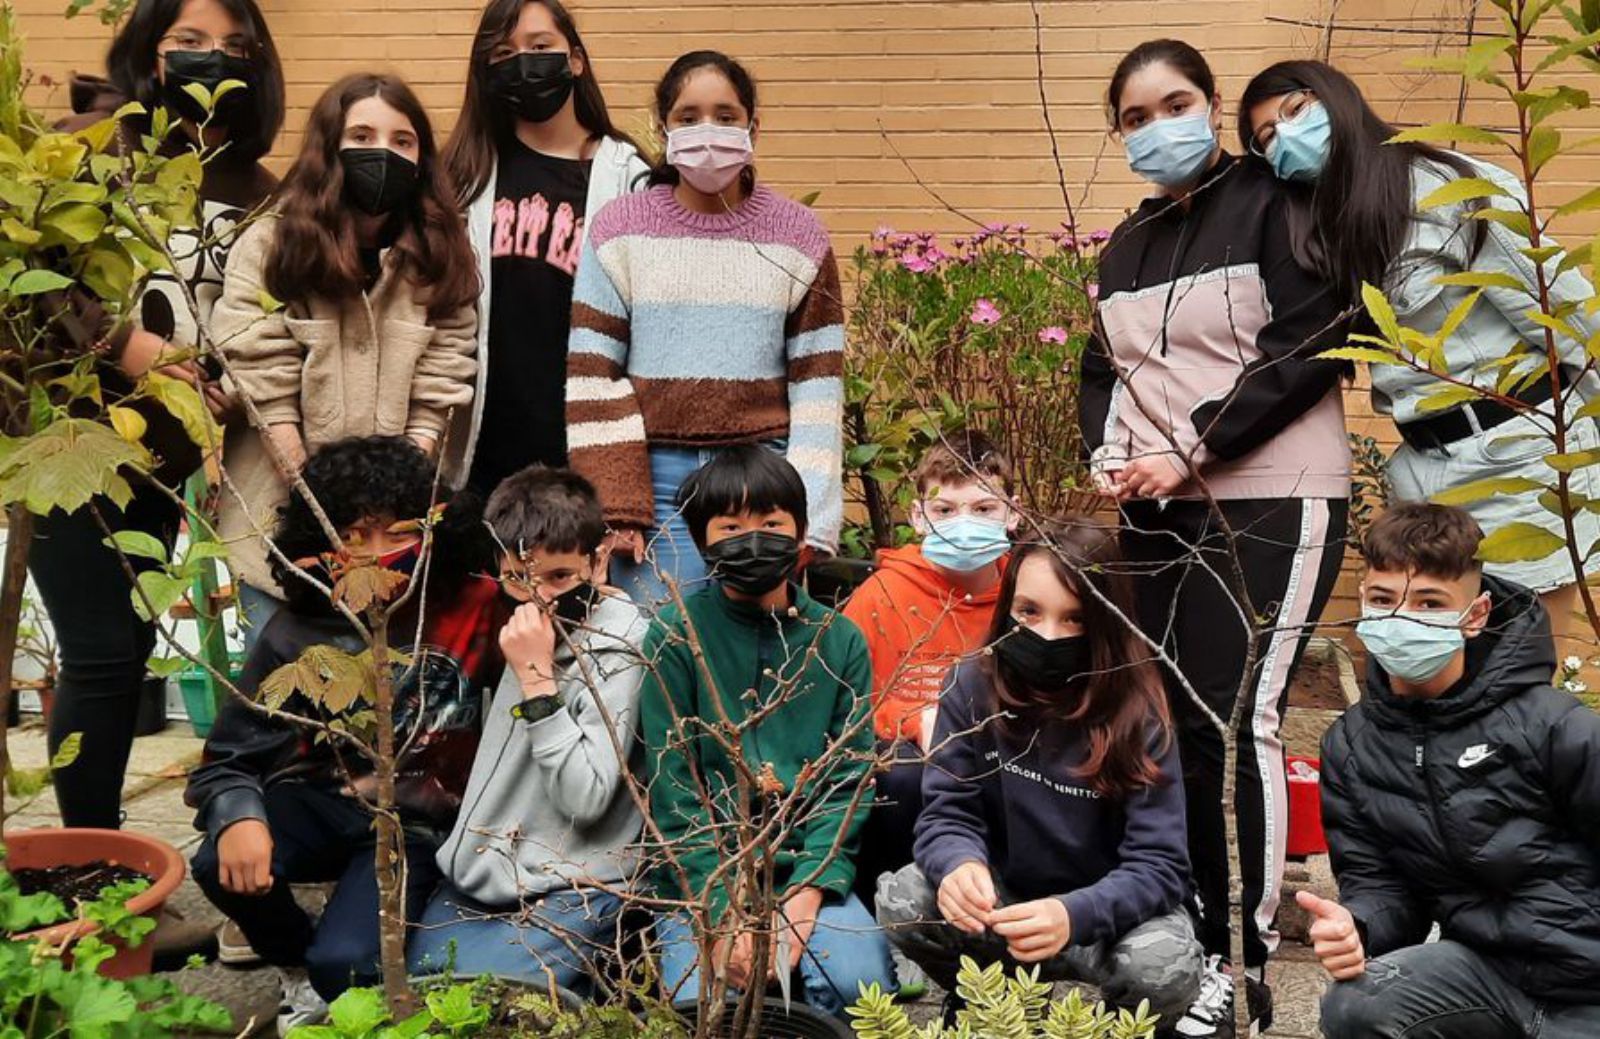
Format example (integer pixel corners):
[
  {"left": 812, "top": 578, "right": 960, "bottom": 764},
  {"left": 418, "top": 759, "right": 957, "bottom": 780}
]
[{"left": 1285, "top": 755, "right": 1328, "bottom": 858}]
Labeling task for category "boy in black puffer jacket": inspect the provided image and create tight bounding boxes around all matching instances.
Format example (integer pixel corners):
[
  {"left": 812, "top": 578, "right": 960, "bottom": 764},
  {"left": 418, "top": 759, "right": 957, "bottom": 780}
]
[{"left": 1306, "top": 503, "right": 1600, "bottom": 1039}]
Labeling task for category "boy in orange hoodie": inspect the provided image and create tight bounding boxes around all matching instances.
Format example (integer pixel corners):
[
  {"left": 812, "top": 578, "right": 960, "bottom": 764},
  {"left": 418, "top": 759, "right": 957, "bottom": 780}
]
[{"left": 844, "top": 431, "right": 1017, "bottom": 907}]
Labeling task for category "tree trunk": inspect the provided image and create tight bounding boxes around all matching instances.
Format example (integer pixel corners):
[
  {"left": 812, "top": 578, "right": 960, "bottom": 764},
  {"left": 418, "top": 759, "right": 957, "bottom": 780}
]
[
  {"left": 0, "top": 504, "right": 36, "bottom": 831},
  {"left": 368, "top": 613, "right": 414, "bottom": 1016}
]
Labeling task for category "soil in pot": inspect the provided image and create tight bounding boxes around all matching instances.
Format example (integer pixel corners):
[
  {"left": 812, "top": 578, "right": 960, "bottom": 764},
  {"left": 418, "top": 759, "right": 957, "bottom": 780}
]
[{"left": 11, "top": 862, "right": 149, "bottom": 915}]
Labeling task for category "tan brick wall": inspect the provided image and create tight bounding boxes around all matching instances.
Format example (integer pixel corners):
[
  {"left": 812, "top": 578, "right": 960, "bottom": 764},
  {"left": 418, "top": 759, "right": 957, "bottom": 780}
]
[{"left": 13, "top": 0, "right": 1600, "bottom": 638}]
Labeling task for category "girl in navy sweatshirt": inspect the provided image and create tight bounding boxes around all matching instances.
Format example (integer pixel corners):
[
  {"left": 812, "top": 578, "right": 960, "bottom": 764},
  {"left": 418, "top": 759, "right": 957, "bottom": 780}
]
[{"left": 876, "top": 516, "right": 1202, "bottom": 1024}]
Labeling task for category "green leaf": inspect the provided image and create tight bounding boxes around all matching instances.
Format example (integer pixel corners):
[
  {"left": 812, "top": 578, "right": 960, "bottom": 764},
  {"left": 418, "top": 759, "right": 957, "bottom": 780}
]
[
  {"left": 1476, "top": 522, "right": 1566, "bottom": 564},
  {"left": 1436, "top": 289, "right": 1483, "bottom": 345},
  {"left": 0, "top": 887, "right": 68, "bottom": 931},
  {"left": 51, "top": 731, "right": 82, "bottom": 770},
  {"left": 10, "top": 269, "right": 74, "bottom": 296},
  {"left": 328, "top": 987, "right": 390, "bottom": 1038},
  {"left": 52, "top": 972, "right": 138, "bottom": 1039},
  {"left": 1465, "top": 207, "right": 1534, "bottom": 238},
  {"left": 1432, "top": 475, "right": 1548, "bottom": 506},
  {"left": 425, "top": 985, "right": 490, "bottom": 1034},
  {"left": 0, "top": 419, "right": 147, "bottom": 515},
  {"left": 39, "top": 202, "right": 106, "bottom": 245},
  {"left": 1547, "top": 447, "right": 1600, "bottom": 473},
  {"left": 180, "top": 81, "right": 213, "bottom": 114},
  {"left": 1530, "top": 126, "right": 1561, "bottom": 174},
  {"left": 1361, "top": 282, "right": 1402, "bottom": 345},
  {"left": 105, "top": 529, "right": 168, "bottom": 563},
  {"left": 81, "top": 247, "right": 136, "bottom": 302},
  {"left": 146, "top": 371, "right": 221, "bottom": 451},
  {"left": 1433, "top": 271, "right": 1528, "bottom": 292},
  {"left": 147, "top": 656, "right": 187, "bottom": 678},
  {"left": 1418, "top": 176, "right": 1513, "bottom": 210},
  {"left": 1387, "top": 123, "right": 1508, "bottom": 149},
  {"left": 1524, "top": 308, "right": 1581, "bottom": 341},
  {"left": 257, "top": 288, "right": 284, "bottom": 314},
  {"left": 1417, "top": 384, "right": 1489, "bottom": 413},
  {"left": 107, "top": 405, "right": 147, "bottom": 445},
  {"left": 1555, "top": 185, "right": 1600, "bottom": 219},
  {"left": 1555, "top": 240, "right": 1594, "bottom": 275},
  {"left": 131, "top": 571, "right": 186, "bottom": 621},
  {"left": 1318, "top": 346, "right": 1399, "bottom": 364}
]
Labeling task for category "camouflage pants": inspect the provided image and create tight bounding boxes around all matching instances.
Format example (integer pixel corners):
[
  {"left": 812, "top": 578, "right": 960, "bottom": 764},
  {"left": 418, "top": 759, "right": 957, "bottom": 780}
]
[{"left": 876, "top": 864, "right": 1203, "bottom": 1023}]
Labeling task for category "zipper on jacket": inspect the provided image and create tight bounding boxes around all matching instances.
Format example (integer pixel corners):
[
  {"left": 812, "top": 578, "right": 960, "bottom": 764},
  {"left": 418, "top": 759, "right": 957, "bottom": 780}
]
[
  {"left": 1413, "top": 722, "right": 1466, "bottom": 869},
  {"left": 1158, "top": 210, "right": 1195, "bottom": 357}
]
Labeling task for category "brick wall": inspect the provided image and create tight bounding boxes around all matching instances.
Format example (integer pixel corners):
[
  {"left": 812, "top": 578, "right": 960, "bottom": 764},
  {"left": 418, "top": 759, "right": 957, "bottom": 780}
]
[{"left": 13, "top": 0, "right": 1600, "bottom": 638}]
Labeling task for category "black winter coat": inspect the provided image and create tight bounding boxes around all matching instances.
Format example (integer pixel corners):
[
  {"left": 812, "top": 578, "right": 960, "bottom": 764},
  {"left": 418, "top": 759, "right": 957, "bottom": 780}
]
[{"left": 1321, "top": 576, "right": 1600, "bottom": 1001}]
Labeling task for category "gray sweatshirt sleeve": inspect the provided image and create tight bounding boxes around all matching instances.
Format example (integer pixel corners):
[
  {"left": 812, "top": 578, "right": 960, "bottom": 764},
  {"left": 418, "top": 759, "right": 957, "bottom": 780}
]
[{"left": 522, "top": 630, "right": 646, "bottom": 828}]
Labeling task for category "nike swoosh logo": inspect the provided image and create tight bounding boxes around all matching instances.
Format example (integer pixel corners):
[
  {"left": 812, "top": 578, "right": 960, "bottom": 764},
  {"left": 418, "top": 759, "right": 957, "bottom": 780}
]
[{"left": 1458, "top": 747, "right": 1496, "bottom": 769}]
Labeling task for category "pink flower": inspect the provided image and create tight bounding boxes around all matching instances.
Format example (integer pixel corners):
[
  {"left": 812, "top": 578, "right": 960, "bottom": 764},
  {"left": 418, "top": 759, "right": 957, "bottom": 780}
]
[
  {"left": 1090, "top": 229, "right": 1112, "bottom": 244},
  {"left": 1038, "top": 326, "right": 1069, "bottom": 344},
  {"left": 901, "top": 254, "right": 935, "bottom": 274},
  {"left": 1086, "top": 282, "right": 1100, "bottom": 301},
  {"left": 873, "top": 225, "right": 894, "bottom": 240},
  {"left": 924, "top": 246, "right": 949, "bottom": 266},
  {"left": 970, "top": 298, "right": 1002, "bottom": 325}
]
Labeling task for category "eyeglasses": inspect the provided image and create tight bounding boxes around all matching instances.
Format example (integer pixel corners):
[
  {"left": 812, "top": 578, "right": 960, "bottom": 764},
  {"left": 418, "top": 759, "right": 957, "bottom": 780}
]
[
  {"left": 1249, "top": 90, "right": 1317, "bottom": 158},
  {"left": 159, "top": 30, "right": 252, "bottom": 60}
]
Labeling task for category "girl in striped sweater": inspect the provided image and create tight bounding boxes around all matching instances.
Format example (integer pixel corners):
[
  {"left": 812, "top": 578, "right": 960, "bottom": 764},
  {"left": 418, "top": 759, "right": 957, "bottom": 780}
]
[{"left": 564, "top": 51, "right": 845, "bottom": 607}]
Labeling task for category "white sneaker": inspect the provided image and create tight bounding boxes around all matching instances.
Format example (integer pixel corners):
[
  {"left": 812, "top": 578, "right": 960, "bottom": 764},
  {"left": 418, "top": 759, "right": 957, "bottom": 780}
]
[
  {"left": 1173, "top": 955, "right": 1272, "bottom": 1039},
  {"left": 216, "top": 920, "right": 263, "bottom": 967},
  {"left": 277, "top": 968, "right": 329, "bottom": 1037}
]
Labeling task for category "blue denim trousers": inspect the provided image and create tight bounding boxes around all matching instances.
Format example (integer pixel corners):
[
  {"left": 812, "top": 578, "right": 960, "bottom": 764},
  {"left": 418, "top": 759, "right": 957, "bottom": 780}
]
[{"left": 654, "top": 893, "right": 896, "bottom": 1019}]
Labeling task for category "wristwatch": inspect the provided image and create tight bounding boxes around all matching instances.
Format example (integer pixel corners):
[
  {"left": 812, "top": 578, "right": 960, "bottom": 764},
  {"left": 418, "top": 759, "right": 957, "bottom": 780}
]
[{"left": 510, "top": 692, "right": 566, "bottom": 724}]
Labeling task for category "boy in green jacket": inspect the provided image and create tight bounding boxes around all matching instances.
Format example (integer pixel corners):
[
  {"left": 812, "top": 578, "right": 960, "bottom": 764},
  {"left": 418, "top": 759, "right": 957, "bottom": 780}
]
[{"left": 640, "top": 446, "right": 895, "bottom": 1018}]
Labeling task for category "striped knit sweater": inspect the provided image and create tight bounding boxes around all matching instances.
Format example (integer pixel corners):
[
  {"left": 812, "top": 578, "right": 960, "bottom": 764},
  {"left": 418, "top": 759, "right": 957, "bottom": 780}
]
[{"left": 565, "top": 184, "right": 845, "bottom": 550}]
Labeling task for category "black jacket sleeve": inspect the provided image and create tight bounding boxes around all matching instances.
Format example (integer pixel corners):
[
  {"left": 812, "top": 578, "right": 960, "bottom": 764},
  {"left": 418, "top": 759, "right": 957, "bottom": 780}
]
[
  {"left": 1078, "top": 317, "right": 1116, "bottom": 456},
  {"left": 183, "top": 615, "right": 308, "bottom": 840},
  {"left": 1540, "top": 696, "right": 1600, "bottom": 858},
  {"left": 1188, "top": 190, "right": 1349, "bottom": 462},
  {"left": 1319, "top": 717, "right": 1430, "bottom": 956}
]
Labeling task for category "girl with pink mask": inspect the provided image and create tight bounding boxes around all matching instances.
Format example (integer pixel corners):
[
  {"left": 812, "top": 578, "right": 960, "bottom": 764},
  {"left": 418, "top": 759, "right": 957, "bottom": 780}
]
[{"left": 565, "top": 51, "right": 846, "bottom": 608}]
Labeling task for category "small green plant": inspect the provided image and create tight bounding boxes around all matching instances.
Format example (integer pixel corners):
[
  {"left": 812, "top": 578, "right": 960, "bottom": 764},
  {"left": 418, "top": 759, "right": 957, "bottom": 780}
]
[
  {"left": 293, "top": 983, "right": 691, "bottom": 1039},
  {"left": 847, "top": 957, "right": 1159, "bottom": 1039},
  {"left": 0, "top": 862, "right": 230, "bottom": 1039}
]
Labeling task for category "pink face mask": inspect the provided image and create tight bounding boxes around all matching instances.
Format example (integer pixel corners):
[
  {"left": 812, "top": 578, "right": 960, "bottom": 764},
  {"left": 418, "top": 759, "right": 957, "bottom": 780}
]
[{"left": 665, "top": 123, "right": 753, "bottom": 195}]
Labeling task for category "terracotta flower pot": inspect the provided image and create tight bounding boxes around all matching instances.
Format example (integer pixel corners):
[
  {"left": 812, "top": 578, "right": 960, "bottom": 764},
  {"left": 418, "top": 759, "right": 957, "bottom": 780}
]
[{"left": 4, "top": 827, "right": 186, "bottom": 978}]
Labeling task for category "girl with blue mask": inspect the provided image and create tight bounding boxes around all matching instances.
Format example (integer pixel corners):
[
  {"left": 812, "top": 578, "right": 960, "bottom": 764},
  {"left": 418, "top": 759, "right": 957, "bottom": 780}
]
[
  {"left": 1083, "top": 40, "right": 1352, "bottom": 1038},
  {"left": 1240, "top": 59, "right": 1600, "bottom": 665}
]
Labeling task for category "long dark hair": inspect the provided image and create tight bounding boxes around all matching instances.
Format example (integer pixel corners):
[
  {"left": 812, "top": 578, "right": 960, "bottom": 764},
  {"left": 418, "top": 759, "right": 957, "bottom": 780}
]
[
  {"left": 986, "top": 516, "right": 1171, "bottom": 799},
  {"left": 1106, "top": 38, "right": 1215, "bottom": 128},
  {"left": 647, "top": 50, "right": 759, "bottom": 191},
  {"left": 104, "top": 0, "right": 284, "bottom": 163},
  {"left": 265, "top": 73, "right": 479, "bottom": 320},
  {"left": 1238, "top": 60, "right": 1484, "bottom": 300},
  {"left": 443, "top": 0, "right": 638, "bottom": 206}
]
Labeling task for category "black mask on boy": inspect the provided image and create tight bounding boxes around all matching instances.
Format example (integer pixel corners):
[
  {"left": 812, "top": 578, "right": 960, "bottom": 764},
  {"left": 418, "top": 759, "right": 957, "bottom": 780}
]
[
  {"left": 339, "top": 148, "right": 419, "bottom": 216},
  {"left": 703, "top": 531, "right": 800, "bottom": 597},
  {"left": 551, "top": 581, "right": 600, "bottom": 626},
  {"left": 994, "top": 618, "right": 1090, "bottom": 691},
  {"left": 485, "top": 51, "right": 575, "bottom": 124},
  {"left": 162, "top": 49, "right": 255, "bottom": 126}
]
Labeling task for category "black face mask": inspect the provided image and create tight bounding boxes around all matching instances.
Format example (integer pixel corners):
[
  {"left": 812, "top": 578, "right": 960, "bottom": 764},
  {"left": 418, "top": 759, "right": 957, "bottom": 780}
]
[
  {"left": 994, "top": 618, "right": 1090, "bottom": 691},
  {"left": 339, "top": 148, "right": 419, "bottom": 216},
  {"left": 485, "top": 51, "right": 575, "bottom": 124},
  {"left": 552, "top": 582, "right": 599, "bottom": 626},
  {"left": 703, "top": 531, "right": 800, "bottom": 597},
  {"left": 162, "top": 49, "right": 255, "bottom": 126}
]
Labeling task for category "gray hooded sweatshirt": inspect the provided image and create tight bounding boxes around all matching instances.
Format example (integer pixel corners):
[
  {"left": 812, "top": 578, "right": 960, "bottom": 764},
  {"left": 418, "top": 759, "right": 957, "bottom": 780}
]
[{"left": 435, "top": 592, "right": 649, "bottom": 905}]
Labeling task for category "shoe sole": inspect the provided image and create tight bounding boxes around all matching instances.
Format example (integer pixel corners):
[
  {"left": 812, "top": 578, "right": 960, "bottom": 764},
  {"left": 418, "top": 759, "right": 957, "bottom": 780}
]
[{"left": 217, "top": 946, "right": 264, "bottom": 967}]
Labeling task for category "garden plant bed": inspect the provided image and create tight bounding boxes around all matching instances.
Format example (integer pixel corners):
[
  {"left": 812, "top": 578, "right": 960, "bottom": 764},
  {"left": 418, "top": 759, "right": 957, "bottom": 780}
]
[{"left": 12, "top": 861, "right": 149, "bottom": 916}]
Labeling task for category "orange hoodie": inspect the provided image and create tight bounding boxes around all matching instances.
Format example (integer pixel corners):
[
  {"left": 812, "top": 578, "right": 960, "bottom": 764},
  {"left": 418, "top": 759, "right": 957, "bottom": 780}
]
[{"left": 842, "top": 544, "right": 1004, "bottom": 744}]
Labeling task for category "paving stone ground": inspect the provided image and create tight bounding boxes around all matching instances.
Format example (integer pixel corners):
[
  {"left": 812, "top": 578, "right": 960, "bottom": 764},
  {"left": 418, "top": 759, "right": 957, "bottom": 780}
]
[{"left": 3, "top": 717, "right": 1333, "bottom": 1038}]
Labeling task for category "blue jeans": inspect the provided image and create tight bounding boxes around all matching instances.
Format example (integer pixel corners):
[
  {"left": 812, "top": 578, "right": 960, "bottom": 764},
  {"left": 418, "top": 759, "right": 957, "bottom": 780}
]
[
  {"left": 655, "top": 894, "right": 896, "bottom": 1019},
  {"left": 610, "top": 442, "right": 786, "bottom": 611},
  {"left": 237, "top": 582, "right": 283, "bottom": 657},
  {"left": 407, "top": 885, "right": 622, "bottom": 994}
]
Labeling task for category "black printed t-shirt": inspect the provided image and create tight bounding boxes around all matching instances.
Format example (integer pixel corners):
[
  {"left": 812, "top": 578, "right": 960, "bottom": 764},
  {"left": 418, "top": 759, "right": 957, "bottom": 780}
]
[{"left": 468, "top": 141, "right": 590, "bottom": 494}]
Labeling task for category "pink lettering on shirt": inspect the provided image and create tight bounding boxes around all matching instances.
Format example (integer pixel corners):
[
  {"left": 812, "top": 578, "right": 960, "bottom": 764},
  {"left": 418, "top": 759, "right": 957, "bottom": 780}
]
[
  {"left": 491, "top": 199, "right": 516, "bottom": 257},
  {"left": 516, "top": 196, "right": 551, "bottom": 260},
  {"left": 546, "top": 203, "right": 581, "bottom": 275}
]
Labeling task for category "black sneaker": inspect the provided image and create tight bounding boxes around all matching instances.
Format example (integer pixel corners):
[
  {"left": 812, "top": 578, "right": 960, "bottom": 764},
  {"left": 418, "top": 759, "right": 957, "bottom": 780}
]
[{"left": 1171, "top": 955, "right": 1273, "bottom": 1038}]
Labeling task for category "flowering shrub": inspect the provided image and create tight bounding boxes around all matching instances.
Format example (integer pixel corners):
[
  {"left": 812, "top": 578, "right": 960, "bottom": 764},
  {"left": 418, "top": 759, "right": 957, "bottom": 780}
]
[{"left": 844, "top": 223, "right": 1103, "bottom": 557}]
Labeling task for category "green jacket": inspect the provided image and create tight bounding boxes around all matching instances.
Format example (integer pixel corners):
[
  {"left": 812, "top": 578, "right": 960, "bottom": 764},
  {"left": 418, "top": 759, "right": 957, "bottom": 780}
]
[{"left": 639, "top": 583, "right": 875, "bottom": 915}]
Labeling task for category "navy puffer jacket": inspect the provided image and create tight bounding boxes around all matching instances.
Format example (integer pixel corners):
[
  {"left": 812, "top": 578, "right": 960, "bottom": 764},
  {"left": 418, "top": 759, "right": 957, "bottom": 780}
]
[{"left": 1321, "top": 576, "right": 1600, "bottom": 1001}]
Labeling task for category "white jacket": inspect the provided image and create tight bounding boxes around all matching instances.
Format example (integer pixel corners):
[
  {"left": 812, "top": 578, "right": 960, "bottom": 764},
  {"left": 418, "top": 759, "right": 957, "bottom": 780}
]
[{"left": 460, "top": 135, "right": 651, "bottom": 476}]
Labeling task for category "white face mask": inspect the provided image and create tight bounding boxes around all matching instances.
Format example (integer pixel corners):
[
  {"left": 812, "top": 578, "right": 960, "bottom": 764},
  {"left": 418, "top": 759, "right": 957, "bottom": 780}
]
[
  {"left": 1356, "top": 600, "right": 1481, "bottom": 684},
  {"left": 665, "top": 123, "right": 753, "bottom": 194}
]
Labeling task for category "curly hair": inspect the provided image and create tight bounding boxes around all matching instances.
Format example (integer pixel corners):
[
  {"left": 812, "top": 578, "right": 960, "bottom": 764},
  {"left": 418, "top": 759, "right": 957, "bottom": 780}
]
[{"left": 271, "top": 436, "right": 492, "bottom": 612}]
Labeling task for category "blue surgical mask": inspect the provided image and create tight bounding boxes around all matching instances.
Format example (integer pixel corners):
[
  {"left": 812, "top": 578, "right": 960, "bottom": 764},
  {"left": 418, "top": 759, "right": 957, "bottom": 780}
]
[
  {"left": 921, "top": 515, "right": 1009, "bottom": 573},
  {"left": 1356, "top": 603, "right": 1473, "bottom": 684},
  {"left": 1124, "top": 109, "right": 1218, "bottom": 188},
  {"left": 1269, "top": 101, "right": 1331, "bottom": 183}
]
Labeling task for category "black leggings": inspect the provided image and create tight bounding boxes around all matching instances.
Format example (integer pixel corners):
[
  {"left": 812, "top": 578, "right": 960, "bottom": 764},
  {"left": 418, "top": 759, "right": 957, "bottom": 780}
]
[
  {"left": 1121, "top": 497, "right": 1347, "bottom": 969},
  {"left": 28, "top": 488, "right": 178, "bottom": 828}
]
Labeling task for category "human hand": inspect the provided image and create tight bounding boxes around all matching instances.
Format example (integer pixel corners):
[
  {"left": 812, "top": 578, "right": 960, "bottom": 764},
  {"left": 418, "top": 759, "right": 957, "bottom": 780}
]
[
  {"left": 937, "top": 860, "right": 997, "bottom": 935},
  {"left": 989, "top": 897, "right": 1071, "bottom": 963},
  {"left": 216, "top": 818, "right": 274, "bottom": 896},
  {"left": 1115, "top": 454, "right": 1188, "bottom": 502},
  {"left": 713, "top": 931, "right": 758, "bottom": 990},
  {"left": 604, "top": 528, "right": 647, "bottom": 566},
  {"left": 499, "top": 602, "right": 558, "bottom": 696},
  {"left": 117, "top": 329, "right": 169, "bottom": 379},
  {"left": 778, "top": 886, "right": 824, "bottom": 973},
  {"left": 1297, "top": 891, "right": 1366, "bottom": 981},
  {"left": 266, "top": 423, "right": 307, "bottom": 472}
]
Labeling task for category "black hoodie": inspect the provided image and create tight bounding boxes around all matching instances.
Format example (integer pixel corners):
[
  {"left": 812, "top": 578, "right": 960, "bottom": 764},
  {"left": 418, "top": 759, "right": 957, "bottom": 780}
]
[{"left": 1321, "top": 576, "right": 1600, "bottom": 1001}]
